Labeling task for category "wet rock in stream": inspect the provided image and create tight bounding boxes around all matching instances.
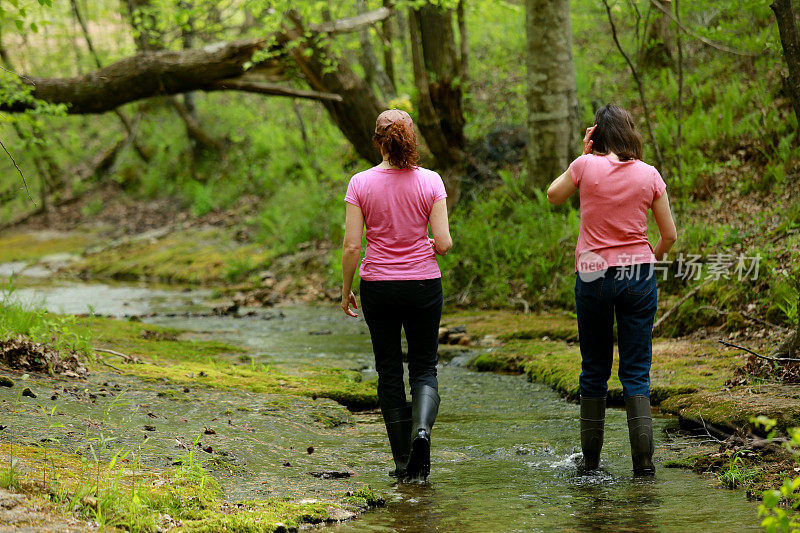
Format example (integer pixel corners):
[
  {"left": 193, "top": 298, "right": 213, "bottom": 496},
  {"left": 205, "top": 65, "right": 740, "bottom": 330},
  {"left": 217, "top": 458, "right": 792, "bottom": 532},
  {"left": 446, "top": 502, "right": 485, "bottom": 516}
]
[
  {"left": 308, "top": 471, "right": 352, "bottom": 479},
  {"left": 21, "top": 387, "right": 37, "bottom": 398},
  {"left": 438, "top": 325, "right": 471, "bottom": 346},
  {"left": 0, "top": 376, "right": 13, "bottom": 387}
]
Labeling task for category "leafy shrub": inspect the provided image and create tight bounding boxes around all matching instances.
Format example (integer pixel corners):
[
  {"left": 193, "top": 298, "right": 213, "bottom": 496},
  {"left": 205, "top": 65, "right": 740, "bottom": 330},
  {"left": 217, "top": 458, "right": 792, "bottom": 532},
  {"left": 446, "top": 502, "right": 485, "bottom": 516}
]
[{"left": 439, "top": 171, "right": 579, "bottom": 309}]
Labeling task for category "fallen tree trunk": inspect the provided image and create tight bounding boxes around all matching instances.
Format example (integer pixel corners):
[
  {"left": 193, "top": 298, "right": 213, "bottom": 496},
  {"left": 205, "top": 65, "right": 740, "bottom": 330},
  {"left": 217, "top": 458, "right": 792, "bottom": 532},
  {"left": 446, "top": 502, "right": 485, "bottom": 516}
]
[
  {"left": 1, "top": 8, "right": 393, "bottom": 115},
  {"left": 4, "top": 40, "right": 283, "bottom": 114}
]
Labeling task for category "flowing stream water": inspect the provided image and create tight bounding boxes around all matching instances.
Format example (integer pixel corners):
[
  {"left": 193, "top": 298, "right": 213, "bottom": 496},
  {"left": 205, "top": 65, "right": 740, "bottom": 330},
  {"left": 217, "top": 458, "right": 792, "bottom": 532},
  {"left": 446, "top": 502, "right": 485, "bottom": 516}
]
[{"left": 4, "top": 281, "right": 760, "bottom": 532}]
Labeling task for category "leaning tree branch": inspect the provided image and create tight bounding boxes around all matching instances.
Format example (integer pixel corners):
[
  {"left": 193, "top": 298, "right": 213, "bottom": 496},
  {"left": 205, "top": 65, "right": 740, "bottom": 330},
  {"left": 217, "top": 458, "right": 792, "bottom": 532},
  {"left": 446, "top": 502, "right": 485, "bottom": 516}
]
[
  {"left": 602, "top": 0, "right": 665, "bottom": 172},
  {"left": 315, "top": 6, "right": 393, "bottom": 35},
  {"left": 0, "top": 7, "right": 393, "bottom": 115},
  {"left": 653, "top": 278, "right": 712, "bottom": 330}
]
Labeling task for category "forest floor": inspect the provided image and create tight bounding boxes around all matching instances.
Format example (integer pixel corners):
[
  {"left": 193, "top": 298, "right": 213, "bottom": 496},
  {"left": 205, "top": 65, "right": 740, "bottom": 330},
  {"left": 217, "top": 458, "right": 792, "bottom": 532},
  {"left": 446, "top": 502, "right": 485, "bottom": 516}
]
[{"left": 0, "top": 196, "right": 797, "bottom": 514}]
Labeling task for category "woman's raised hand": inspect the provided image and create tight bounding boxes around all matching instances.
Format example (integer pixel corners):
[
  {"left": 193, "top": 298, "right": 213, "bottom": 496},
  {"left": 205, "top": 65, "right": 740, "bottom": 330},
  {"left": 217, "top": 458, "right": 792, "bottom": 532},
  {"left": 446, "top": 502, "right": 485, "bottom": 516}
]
[
  {"left": 583, "top": 125, "right": 597, "bottom": 155},
  {"left": 341, "top": 290, "right": 359, "bottom": 317}
]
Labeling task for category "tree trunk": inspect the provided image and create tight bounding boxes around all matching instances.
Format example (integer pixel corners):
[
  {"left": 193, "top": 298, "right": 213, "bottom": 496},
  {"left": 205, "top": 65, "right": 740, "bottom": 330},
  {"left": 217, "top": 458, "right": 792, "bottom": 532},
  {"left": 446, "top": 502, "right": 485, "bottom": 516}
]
[
  {"left": 282, "top": 11, "right": 385, "bottom": 164},
  {"left": 355, "top": 0, "right": 395, "bottom": 99},
  {"left": 408, "top": 4, "right": 467, "bottom": 205},
  {"left": 417, "top": 3, "right": 466, "bottom": 158},
  {"left": 381, "top": 0, "right": 396, "bottom": 91},
  {"left": 526, "top": 0, "right": 579, "bottom": 189},
  {"left": 771, "top": 0, "right": 800, "bottom": 128},
  {"left": 638, "top": 1, "right": 673, "bottom": 68}
]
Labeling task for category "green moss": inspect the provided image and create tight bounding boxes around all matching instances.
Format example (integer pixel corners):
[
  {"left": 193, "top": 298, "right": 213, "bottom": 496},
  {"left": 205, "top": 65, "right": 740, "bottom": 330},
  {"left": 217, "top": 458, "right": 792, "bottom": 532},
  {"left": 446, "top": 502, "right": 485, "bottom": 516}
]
[
  {"left": 468, "top": 316, "right": 741, "bottom": 406},
  {"left": 660, "top": 385, "right": 800, "bottom": 432},
  {"left": 443, "top": 310, "right": 578, "bottom": 341},
  {"left": 78, "top": 316, "right": 379, "bottom": 409},
  {"left": 0, "top": 231, "right": 94, "bottom": 263},
  {"left": 77, "top": 316, "right": 242, "bottom": 361},
  {"left": 71, "top": 228, "right": 276, "bottom": 285},
  {"left": 663, "top": 451, "right": 713, "bottom": 469},
  {"left": 156, "top": 389, "right": 184, "bottom": 400},
  {"left": 725, "top": 312, "right": 747, "bottom": 332}
]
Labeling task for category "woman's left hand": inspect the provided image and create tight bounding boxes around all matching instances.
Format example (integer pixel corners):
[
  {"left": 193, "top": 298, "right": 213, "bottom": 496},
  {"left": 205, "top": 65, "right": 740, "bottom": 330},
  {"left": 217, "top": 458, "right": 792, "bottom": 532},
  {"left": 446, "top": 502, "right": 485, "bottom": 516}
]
[{"left": 341, "top": 290, "right": 358, "bottom": 317}]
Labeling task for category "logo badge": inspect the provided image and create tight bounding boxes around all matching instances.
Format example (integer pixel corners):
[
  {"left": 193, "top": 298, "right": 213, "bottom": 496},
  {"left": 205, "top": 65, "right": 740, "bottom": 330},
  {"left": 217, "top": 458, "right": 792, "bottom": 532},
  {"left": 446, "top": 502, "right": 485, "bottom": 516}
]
[{"left": 577, "top": 251, "right": 608, "bottom": 282}]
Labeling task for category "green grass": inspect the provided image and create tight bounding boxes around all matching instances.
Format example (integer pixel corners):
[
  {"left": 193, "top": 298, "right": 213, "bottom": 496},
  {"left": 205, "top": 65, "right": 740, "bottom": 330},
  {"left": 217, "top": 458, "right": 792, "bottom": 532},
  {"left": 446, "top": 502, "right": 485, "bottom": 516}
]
[{"left": 718, "top": 452, "right": 762, "bottom": 490}]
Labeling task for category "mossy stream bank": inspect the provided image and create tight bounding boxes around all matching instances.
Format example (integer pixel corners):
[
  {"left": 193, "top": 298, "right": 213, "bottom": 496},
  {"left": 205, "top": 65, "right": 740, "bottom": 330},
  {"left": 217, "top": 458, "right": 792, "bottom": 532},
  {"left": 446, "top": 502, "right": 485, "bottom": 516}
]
[{"left": 445, "top": 309, "right": 800, "bottom": 497}]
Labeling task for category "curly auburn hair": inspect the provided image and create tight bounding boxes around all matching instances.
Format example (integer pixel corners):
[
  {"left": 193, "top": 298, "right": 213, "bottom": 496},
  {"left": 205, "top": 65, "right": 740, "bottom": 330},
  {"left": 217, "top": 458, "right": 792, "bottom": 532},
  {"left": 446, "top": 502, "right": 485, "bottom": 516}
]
[{"left": 373, "top": 121, "right": 419, "bottom": 169}]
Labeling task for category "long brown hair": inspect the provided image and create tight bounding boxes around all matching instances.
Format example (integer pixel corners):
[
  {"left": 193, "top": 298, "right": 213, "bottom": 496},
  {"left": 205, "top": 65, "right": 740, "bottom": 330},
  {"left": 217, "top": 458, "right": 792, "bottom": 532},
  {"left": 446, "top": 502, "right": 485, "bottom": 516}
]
[
  {"left": 591, "top": 104, "right": 643, "bottom": 161},
  {"left": 373, "top": 121, "right": 419, "bottom": 169}
]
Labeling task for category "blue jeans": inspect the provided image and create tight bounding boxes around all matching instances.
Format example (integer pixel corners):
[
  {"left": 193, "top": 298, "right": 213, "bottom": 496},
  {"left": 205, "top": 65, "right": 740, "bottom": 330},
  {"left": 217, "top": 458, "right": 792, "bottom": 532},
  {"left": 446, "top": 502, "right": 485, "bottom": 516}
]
[{"left": 574, "top": 265, "right": 658, "bottom": 398}]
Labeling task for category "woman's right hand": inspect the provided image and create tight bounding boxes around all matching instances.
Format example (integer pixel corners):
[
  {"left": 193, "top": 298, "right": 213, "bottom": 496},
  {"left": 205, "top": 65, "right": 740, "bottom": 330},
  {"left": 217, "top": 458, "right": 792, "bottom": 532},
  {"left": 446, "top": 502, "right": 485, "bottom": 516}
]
[
  {"left": 341, "top": 290, "right": 358, "bottom": 317},
  {"left": 583, "top": 125, "right": 597, "bottom": 155}
]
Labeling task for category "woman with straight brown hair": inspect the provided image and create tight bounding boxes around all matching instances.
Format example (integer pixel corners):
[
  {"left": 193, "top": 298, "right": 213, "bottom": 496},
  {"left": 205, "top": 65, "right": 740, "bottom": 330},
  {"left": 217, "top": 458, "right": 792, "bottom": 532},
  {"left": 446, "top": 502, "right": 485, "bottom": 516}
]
[
  {"left": 546, "top": 103, "right": 678, "bottom": 476},
  {"left": 340, "top": 109, "right": 452, "bottom": 480}
]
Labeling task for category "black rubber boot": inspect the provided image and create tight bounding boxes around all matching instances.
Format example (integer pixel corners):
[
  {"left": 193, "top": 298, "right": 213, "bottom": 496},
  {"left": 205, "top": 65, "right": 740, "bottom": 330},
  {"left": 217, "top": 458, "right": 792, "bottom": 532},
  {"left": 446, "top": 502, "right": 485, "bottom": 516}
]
[
  {"left": 383, "top": 404, "right": 412, "bottom": 477},
  {"left": 579, "top": 396, "right": 605, "bottom": 471},
  {"left": 625, "top": 395, "right": 655, "bottom": 477},
  {"left": 405, "top": 385, "right": 440, "bottom": 479}
]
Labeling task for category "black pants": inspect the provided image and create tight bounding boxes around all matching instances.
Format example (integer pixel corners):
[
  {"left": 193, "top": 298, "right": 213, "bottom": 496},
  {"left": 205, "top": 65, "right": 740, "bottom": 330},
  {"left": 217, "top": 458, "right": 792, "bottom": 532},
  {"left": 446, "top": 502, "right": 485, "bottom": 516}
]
[{"left": 360, "top": 278, "right": 443, "bottom": 413}]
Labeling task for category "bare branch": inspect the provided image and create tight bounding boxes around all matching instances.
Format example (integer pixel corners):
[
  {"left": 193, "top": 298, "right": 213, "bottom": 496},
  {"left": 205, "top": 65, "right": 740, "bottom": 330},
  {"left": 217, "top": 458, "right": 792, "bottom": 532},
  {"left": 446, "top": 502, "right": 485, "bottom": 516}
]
[
  {"left": 718, "top": 339, "right": 800, "bottom": 363},
  {"left": 653, "top": 278, "right": 712, "bottom": 330},
  {"left": 0, "top": 138, "right": 35, "bottom": 205}
]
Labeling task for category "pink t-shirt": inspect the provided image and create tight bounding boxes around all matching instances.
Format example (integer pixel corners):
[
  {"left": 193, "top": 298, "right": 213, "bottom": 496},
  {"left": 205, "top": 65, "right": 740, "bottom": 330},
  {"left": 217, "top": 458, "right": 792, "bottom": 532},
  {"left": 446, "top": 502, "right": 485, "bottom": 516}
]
[
  {"left": 570, "top": 154, "right": 667, "bottom": 272},
  {"left": 345, "top": 166, "right": 447, "bottom": 281}
]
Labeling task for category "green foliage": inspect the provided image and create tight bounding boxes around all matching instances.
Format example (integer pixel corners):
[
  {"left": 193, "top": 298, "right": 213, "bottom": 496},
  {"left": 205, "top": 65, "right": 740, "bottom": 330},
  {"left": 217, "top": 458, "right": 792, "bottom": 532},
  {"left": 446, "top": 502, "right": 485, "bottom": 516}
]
[
  {"left": 440, "top": 172, "right": 579, "bottom": 308},
  {"left": 0, "top": 0, "right": 796, "bottom": 325},
  {"left": 754, "top": 417, "right": 800, "bottom": 533}
]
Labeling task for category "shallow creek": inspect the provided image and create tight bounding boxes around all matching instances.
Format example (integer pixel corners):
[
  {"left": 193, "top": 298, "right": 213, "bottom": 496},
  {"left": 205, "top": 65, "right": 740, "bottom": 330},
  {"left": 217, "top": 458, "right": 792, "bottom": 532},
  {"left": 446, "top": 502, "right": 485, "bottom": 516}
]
[{"left": 3, "top": 282, "right": 760, "bottom": 531}]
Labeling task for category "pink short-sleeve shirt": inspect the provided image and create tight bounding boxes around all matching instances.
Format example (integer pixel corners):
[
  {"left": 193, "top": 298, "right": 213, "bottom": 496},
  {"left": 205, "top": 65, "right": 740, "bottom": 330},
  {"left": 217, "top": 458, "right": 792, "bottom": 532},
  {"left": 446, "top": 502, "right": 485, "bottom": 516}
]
[
  {"left": 345, "top": 166, "right": 447, "bottom": 281},
  {"left": 569, "top": 154, "right": 667, "bottom": 272}
]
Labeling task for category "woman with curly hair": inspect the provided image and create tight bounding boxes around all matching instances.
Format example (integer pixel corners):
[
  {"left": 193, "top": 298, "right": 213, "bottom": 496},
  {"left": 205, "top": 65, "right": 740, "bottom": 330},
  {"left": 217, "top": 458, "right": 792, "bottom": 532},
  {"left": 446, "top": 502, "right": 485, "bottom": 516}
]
[{"left": 340, "top": 109, "right": 452, "bottom": 480}]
